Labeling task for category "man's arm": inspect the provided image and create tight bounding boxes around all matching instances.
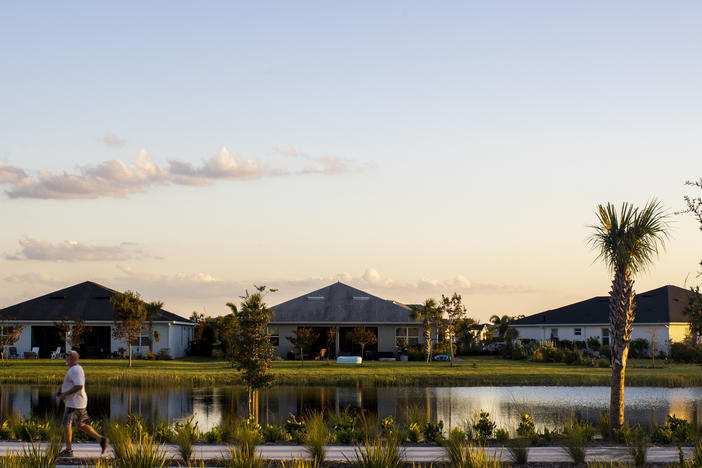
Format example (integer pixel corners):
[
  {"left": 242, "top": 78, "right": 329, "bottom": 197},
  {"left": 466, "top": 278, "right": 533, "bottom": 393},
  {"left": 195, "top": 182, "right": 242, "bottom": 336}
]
[{"left": 59, "top": 385, "right": 83, "bottom": 400}]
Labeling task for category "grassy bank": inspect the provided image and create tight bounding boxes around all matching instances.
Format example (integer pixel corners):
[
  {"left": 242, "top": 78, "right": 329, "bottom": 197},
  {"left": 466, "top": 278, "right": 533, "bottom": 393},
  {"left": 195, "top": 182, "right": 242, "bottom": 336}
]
[{"left": 0, "top": 356, "right": 699, "bottom": 387}]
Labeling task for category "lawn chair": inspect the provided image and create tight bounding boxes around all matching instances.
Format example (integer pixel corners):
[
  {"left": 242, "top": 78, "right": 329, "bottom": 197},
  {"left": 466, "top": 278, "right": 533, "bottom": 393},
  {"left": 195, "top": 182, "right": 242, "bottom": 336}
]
[
  {"left": 50, "top": 347, "right": 63, "bottom": 359},
  {"left": 30, "top": 347, "right": 39, "bottom": 359},
  {"left": 8, "top": 347, "right": 18, "bottom": 359}
]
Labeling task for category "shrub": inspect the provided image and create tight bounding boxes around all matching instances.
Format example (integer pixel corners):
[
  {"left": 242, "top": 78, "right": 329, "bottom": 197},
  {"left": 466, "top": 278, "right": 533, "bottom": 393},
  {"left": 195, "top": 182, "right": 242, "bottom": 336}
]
[
  {"left": 507, "top": 437, "right": 529, "bottom": 465},
  {"left": 495, "top": 428, "right": 509, "bottom": 443},
  {"left": 613, "top": 422, "right": 631, "bottom": 444},
  {"left": 0, "top": 421, "right": 12, "bottom": 440},
  {"left": 262, "top": 424, "right": 287, "bottom": 443},
  {"left": 651, "top": 424, "right": 674, "bottom": 444},
  {"left": 111, "top": 430, "right": 169, "bottom": 468},
  {"left": 629, "top": 338, "right": 650, "bottom": 358},
  {"left": 599, "top": 345, "right": 611, "bottom": 359},
  {"left": 203, "top": 426, "right": 223, "bottom": 443},
  {"left": 152, "top": 422, "right": 175, "bottom": 443},
  {"left": 224, "top": 444, "right": 265, "bottom": 468},
  {"left": 348, "top": 438, "right": 402, "bottom": 468},
  {"left": 517, "top": 414, "right": 536, "bottom": 439},
  {"left": 174, "top": 417, "right": 200, "bottom": 465},
  {"left": 587, "top": 337, "right": 601, "bottom": 350},
  {"left": 406, "top": 423, "right": 421, "bottom": 443},
  {"left": 564, "top": 420, "right": 595, "bottom": 443},
  {"left": 598, "top": 413, "right": 610, "bottom": 440},
  {"left": 596, "top": 358, "right": 610, "bottom": 368},
  {"left": 332, "top": 411, "right": 355, "bottom": 444},
  {"left": 445, "top": 438, "right": 502, "bottom": 468},
  {"left": 303, "top": 412, "right": 329, "bottom": 466},
  {"left": 285, "top": 414, "right": 306, "bottom": 444},
  {"left": 543, "top": 427, "right": 558, "bottom": 441},
  {"left": 667, "top": 414, "right": 696, "bottom": 442},
  {"left": 380, "top": 416, "right": 395, "bottom": 439},
  {"left": 156, "top": 348, "right": 174, "bottom": 360},
  {"left": 627, "top": 426, "right": 647, "bottom": 467},
  {"left": 447, "top": 427, "right": 466, "bottom": 445},
  {"left": 13, "top": 418, "right": 53, "bottom": 441},
  {"left": 21, "top": 438, "right": 60, "bottom": 468},
  {"left": 563, "top": 422, "right": 589, "bottom": 464},
  {"left": 473, "top": 410, "right": 496, "bottom": 442},
  {"left": 422, "top": 421, "right": 444, "bottom": 443}
]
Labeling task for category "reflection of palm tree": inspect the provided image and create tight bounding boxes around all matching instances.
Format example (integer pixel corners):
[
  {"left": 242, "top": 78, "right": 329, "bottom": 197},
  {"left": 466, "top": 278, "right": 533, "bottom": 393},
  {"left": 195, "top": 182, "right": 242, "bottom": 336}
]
[
  {"left": 589, "top": 200, "right": 669, "bottom": 431},
  {"left": 411, "top": 299, "right": 441, "bottom": 363}
]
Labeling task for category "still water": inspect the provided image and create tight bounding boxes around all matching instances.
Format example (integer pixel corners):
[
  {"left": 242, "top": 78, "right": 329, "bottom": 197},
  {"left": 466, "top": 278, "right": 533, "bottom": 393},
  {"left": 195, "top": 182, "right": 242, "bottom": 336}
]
[{"left": 2, "top": 385, "right": 701, "bottom": 431}]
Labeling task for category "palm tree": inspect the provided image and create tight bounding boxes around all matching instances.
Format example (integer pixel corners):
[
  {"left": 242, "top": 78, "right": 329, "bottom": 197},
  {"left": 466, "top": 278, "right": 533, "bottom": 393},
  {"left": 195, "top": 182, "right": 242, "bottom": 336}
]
[
  {"left": 489, "top": 315, "right": 510, "bottom": 339},
  {"left": 411, "top": 299, "right": 441, "bottom": 363},
  {"left": 144, "top": 301, "right": 164, "bottom": 356},
  {"left": 589, "top": 200, "right": 669, "bottom": 430}
]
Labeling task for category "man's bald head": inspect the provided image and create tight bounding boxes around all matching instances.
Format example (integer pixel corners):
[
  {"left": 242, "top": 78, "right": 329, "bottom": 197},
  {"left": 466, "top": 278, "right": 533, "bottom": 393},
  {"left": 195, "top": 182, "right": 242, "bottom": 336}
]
[{"left": 65, "top": 350, "right": 80, "bottom": 365}]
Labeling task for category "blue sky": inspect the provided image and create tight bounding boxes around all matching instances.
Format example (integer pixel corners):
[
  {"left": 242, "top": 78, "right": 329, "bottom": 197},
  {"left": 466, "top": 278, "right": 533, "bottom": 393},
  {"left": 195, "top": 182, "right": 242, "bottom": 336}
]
[{"left": 1, "top": 2, "right": 701, "bottom": 319}]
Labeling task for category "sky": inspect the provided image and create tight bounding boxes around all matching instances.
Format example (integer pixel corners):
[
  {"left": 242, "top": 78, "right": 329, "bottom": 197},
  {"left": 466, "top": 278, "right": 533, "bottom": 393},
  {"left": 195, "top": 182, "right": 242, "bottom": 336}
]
[{"left": 1, "top": 1, "right": 701, "bottom": 321}]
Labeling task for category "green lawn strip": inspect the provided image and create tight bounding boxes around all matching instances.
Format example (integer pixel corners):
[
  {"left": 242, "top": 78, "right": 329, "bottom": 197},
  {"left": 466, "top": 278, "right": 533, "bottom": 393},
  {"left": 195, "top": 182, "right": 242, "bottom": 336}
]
[{"left": 0, "top": 357, "right": 699, "bottom": 387}]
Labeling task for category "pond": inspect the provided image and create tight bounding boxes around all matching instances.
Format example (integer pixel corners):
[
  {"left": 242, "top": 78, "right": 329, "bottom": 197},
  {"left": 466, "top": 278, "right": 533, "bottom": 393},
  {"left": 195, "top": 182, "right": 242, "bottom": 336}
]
[{"left": 2, "top": 385, "right": 701, "bottom": 431}]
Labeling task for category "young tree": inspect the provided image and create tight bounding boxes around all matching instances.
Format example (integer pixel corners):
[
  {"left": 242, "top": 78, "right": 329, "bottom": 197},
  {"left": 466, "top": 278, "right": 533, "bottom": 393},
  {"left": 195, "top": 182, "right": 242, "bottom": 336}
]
[
  {"left": 54, "top": 317, "right": 91, "bottom": 351},
  {"left": 325, "top": 327, "right": 337, "bottom": 361},
  {"left": 0, "top": 316, "right": 23, "bottom": 362},
  {"left": 226, "top": 285, "right": 277, "bottom": 420},
  {"left": 143, "top": 300, "right": 164, "bottom": 355},
  {"left": 347, "top": 327, "right": 378, "bottom": 360},
  {"left": 438, "top": 293, "right": 468, "bottom": 367},
  {"left": 681, "top": 180, "right": 702, "bottom": 343},
  {"left": 411, "top": 299, "right": 441, "bottom": 363},
  {"left": 589, "top": 200, "right": 669, "bottom": 431},
  {"left": 110, "top": 290, "right": 148, "bottom": 368},
  {"left": 286, "top": 327, "right": 319, "bottom": 366}
]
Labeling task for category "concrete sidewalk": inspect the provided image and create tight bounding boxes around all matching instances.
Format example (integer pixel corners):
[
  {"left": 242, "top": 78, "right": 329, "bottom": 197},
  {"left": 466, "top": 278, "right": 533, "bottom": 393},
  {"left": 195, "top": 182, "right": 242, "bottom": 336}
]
[{"left": 0, "top": 441, "right": 694, "bottom": 464}]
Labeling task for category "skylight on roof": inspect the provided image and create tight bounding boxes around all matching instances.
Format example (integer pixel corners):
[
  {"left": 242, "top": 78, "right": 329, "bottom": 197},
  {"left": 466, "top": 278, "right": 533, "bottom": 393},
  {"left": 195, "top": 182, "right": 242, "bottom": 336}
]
[
  {"left": 353, "top": 296, "right": 369, "bottom": 300},
  {"left": 307, "top": 296, "right": 325, "bottom": 300}
]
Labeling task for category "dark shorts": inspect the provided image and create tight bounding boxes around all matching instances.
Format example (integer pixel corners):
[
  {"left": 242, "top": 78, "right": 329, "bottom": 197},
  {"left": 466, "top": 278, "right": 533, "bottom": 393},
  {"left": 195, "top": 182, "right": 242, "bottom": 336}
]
[{"left": 62, "top": 407, "right": 89, "bottom": 427}]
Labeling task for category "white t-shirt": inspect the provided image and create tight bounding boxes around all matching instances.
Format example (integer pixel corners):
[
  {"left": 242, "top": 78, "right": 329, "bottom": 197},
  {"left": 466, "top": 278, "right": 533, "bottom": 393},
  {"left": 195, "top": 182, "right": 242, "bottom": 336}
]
[{"left": 61, "top": 364, "right": 88, "bottom": 409}]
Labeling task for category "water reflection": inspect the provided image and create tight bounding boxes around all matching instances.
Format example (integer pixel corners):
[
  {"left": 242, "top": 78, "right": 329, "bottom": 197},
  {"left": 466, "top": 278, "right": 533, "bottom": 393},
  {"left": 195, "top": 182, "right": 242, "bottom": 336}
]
[{"left": 2, "top": 385, "right": 702, "bottom": 431}]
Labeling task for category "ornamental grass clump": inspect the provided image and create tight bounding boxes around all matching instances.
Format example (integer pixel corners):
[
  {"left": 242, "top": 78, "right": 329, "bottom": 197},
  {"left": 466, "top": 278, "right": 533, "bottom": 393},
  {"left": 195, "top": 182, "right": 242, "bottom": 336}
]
[
  {"left": 445, "top": 437, "right": 502, "bottom": 468},
  {"left": 627, "top": 426, "right": 647, "bottom": 467},
  {"left": 348, "top": 438, "right": 403, "bottom": 468},
  {"left": 174, "top": 417, "right": 200, "bottom": 466},
  {"left": 507, "top": 437, "right": 529, "bottom": 465},
  {"left": 223, "top": 445, "right": 265, "bottom": 468},
  {"left": 303, "top": 412, "right": 329, "bottom": 466},
  {"left": 110, "top": 429, "right": 169, "bottom": 468},
  {"left": 563, "top": 421, "right": 591, "bottom": 464},
  {"left": 262, "top": 424, "right": 287, "bottom": 443},
  {"left": 21, "top": 438, "right": 60, "bottom": 468}
]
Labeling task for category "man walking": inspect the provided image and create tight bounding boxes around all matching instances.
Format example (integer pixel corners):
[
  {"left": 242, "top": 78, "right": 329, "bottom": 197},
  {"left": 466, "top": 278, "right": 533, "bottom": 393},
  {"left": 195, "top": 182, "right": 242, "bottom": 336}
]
[{"left": 58, "top": 350, "right": 109, "bottom": 457}]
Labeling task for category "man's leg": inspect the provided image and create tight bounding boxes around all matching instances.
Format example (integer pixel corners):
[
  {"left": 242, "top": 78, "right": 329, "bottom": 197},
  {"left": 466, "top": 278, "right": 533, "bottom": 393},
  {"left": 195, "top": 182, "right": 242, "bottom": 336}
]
[
  {"left": 60, "top": 408, "right": 74, "bottom": 456},
  {"left": 77, "top": 422, "right": 110, "bottom": 455},
  {"left": 63, "top": 425, "right": 72, "bottom": 451}
]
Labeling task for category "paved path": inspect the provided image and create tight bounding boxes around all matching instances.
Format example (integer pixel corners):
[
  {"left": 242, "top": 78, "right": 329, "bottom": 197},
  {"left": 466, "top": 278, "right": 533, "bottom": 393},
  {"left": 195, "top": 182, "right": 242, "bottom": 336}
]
[{"left": 0, "top": 441, "right": 694, "bottom": 464}]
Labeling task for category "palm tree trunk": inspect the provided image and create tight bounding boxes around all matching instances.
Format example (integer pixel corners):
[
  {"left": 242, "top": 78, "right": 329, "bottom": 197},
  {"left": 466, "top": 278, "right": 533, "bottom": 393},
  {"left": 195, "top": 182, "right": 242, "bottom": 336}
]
[
  {"left": 609, "top": 269, "right": 635, "bottom": 431},
  {"left": 424, "top": 320, "right": 431, "bottom": 363},
  {"left": 148, "top": 321, "right": 154, "bottom": 354}
]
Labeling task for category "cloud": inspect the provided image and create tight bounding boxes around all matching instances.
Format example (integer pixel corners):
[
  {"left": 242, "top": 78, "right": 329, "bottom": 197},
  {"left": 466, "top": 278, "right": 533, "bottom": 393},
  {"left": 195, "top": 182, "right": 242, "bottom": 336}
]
[
  {"left": 5, "top": 237, "right": 158, "bottom": 262},
  {"left": 104, "top": 132, "right": 126, "bottom": 147},
  {"left": 3, "top": 272, "right": 63, "bottom": 285},
  {"left": 168, "top": 147, "right": 260, "bottom": 185},
  {"left": 272, "top": 147, "right": 369, "bottom": 175},
  {"left": 6, "top": 149, "right": 168, "bottom": 199},
  {"left": 0, "top": 163, "right": 27, "bottom": 184}
]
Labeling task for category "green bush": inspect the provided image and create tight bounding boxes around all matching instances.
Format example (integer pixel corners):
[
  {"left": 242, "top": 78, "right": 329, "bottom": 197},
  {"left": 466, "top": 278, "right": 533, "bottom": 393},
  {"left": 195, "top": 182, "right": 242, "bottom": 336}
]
[
  {"left": 517, "top": 414, "right": 536, "bottom": 439},
  {"left": 13, "top": 418, "right": 54, "bottom": 441},
  {"left": 614, "top": 422, "right": 631, "bottom": 444},
  {"left": 261, "top": 424, "right": 287, "bottom": 443},
  {"left": 563, "top": 422, "right": 590, "bottom": 464},
  {"left": 628, "top": 426, "right": 647, "bottom": 467},
  {"left": 564, "top": 420, "right": 595, "bottom": 443},
  {"left": 472, "top": 410, "right": 496, "bottom": 442},
  {"left": 629, "top": 339, "right": 650, "bottom": 358},
  {"left": 0, "top": 421, "right": 12, "bottom": 440},
  {"left": 422, "top": 421, "right": 444, "bottom": 443},
  {"left": 151, "top": 422, "right": 175, "bottom": 443},
  {"left": 600, "top": 345, "right": 611, "bottom": 359},
  {"left": 507, "top": 437, "right": 529, "bottom": 465},
  {"left": 406, "top": 422, "right": 421, "bottom": 443},
  {"left": 651, "top": 424, "right": 673, "bottom": 444},
  {"left": 667, "top": 414, "right": 696, "bottom": 442},
  {"left": 598, "top": 413, "right": 610, "bottom": 440},
  {"left": 587, "top": 337, "right": 601, "bottom": 351},
  {"left": 284, "top": 414, "right": 306, "bottom": 444},
  {"left": 596, "top": 358, "right": 610, "bottom": 368},
  {"left": 495, "top": 428, "right": 509, "bottom": 443},
  {"left": 203, "top": 425, "right": 223, "bottom": 443}
]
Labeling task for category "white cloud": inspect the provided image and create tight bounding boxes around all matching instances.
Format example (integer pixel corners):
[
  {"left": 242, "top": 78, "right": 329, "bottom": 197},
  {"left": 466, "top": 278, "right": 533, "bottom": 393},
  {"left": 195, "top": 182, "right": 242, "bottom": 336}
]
[
  {"left": 0, "top": 146, "right": 368, "bottom": 200},
  {"left": 168, "top": 147, "right": 261, "bottom": 185},
  {"left": 0, "top": 163, "right": 27, "bottom": 184},
  {"left": 5, "top": 237, "right": 158, "bottom": 262},
  {"left": 3, "top": 272, "right": 63, "bottom": 285},
  {"left": 6, "top": 149, "right": 168, "bottom": 199},
  {"left": 104, "top": 132, "right": 126, "bottom": 147}
]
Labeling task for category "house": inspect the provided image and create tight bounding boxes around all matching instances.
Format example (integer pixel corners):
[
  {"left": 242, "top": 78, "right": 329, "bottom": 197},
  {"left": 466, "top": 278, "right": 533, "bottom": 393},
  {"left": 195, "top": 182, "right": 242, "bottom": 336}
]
[
  {"left": 269, "top": 282, "right": 423, "bottom": 359},
  {"left": 0, "top": 281, "right": 195, "bottom": 358},
  {"left": 510, "top": 285, "right": 692, "bottom": 354},
  {"left": 468, "top": 323, "right": 491, "bottom": 343}
]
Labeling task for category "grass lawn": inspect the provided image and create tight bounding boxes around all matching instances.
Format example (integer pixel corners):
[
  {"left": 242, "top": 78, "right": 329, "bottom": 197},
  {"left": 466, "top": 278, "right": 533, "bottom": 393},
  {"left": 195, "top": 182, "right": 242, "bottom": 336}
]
[{"left": 0, "top": 356, "right": 698, "bottom": 387}]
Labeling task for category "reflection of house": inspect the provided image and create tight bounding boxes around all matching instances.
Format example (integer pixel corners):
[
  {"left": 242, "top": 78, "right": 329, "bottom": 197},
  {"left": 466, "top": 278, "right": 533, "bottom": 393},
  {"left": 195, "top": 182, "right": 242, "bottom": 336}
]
[
  {"left": 511, "top": 285, "right": 691, "bottom": 354},
  {"left": 269, "top": 282, "right": 423, "bottom": 359},
  {"left": 0, "top": 281, "right": 195, "bottom": 358}
]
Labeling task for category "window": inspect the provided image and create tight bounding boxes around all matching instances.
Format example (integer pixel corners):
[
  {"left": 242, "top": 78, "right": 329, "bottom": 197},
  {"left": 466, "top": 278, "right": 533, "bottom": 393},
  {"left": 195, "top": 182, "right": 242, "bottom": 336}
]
[
  {"left": 574, "top": 328, "right": 582, "bottom": 337},
  {"left": 268, "top": 327, "right": 279, "bottom": 347},
  {"left": 131, "top": 333, "right": 151, "bottom": 347},
  {"left": 550, "top": 328, "right": 558, "bottom": 339},
  {"left": 395, "top": 327, "right": 419, "bottom": 346},
  {"left": 601, "top": 328, "right": 610, "bottom": 345}
]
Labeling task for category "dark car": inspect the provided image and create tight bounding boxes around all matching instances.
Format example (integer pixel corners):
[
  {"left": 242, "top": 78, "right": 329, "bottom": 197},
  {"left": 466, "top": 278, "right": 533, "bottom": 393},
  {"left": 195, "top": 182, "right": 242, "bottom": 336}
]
[{"left": 482, "top": 342, "right": 505, "bottom": 354}]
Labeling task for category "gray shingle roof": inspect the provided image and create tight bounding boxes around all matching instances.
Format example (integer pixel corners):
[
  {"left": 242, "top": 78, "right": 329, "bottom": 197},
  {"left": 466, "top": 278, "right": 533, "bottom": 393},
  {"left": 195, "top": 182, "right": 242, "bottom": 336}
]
[
  {"left": 511, "top": 285, "right": 692, "bottom": 326},
  {"left": 270, "top": 282, "right": 419, "bottom": 324},
  {"left": 0, "top": 281, "right": 193, "bottom": 324}
]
